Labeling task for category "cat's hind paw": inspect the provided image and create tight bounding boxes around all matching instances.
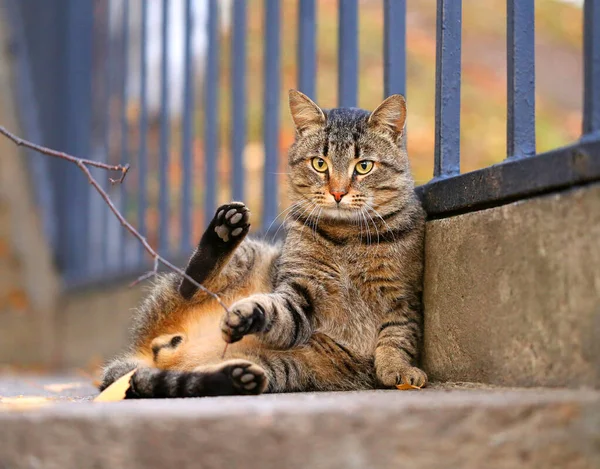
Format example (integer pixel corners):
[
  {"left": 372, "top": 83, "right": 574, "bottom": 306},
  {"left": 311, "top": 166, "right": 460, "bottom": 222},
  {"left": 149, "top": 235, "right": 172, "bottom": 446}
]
[{"left": 224, "top": 360, "right": 268, "bottom": 394}]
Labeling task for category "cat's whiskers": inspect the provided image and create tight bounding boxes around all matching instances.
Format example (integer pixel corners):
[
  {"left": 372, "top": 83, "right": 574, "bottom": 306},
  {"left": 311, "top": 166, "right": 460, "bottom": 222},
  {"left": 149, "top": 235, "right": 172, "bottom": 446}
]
[
  {"left": 365, "top": 204, "right": 397, "bottom": 242},
  {"left": 361, "top": 210, "right": 372, "bottom": 246},
  {"left": 356, "top": 208, "right": 365, "bottom": 244},
  {"left": 270, "top": 200, "right": 312, "bottom": 241},
  {"left": 362, "top": 207, "right": 380, "bottom": 245},
  {"left": 300, "top": 203, "right": 320, "bottom": 238},
  {"left": 266, "top": 201, "right": 306, "bottom": 235},
  {"left": 313, "top": 207, "right": 324, "bottom": 239}
]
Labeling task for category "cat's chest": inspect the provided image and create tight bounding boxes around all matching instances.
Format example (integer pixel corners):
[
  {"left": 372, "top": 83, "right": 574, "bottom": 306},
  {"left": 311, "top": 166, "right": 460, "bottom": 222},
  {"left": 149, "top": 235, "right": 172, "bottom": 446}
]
[{"left": 334, "top": 247, "right": 401, "bottom": 301}]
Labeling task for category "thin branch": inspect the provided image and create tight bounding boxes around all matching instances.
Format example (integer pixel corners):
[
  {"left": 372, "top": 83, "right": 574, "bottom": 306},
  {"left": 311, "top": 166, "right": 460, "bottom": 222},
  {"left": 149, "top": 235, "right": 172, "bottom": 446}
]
[
  {"left": 0, "top": 125, "right": 230, "bottom": 314},
  {"left": 129, "top": 257, "right": 159, "bottom": 287},
  {"left": 0, "top": 126, "right": 129, "bottom": 177}
]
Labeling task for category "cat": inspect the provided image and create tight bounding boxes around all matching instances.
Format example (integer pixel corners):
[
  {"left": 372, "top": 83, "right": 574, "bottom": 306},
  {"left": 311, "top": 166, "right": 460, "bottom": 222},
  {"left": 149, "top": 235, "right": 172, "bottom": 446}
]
[{"left": 99, "top": 90, "right": 426, "bottom": 397}]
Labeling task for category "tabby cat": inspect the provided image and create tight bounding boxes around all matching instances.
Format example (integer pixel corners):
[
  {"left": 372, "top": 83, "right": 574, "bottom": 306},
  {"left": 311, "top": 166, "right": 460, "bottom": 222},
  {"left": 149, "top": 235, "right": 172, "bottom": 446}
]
[{"left": 100, "top": 90, "right": 426, "bottom": 397}]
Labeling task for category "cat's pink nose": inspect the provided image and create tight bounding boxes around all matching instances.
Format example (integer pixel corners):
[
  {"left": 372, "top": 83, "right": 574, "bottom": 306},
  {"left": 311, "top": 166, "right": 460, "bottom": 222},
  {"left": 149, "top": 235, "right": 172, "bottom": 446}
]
[{"left": 330, "top": 190, "right": 347, "bottom": 203}]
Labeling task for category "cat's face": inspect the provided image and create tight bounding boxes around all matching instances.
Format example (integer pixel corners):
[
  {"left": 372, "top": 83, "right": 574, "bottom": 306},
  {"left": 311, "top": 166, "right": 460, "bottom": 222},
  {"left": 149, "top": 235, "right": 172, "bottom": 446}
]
[{"left": 287, "top": 90, "right": 415, "bottom": 223}]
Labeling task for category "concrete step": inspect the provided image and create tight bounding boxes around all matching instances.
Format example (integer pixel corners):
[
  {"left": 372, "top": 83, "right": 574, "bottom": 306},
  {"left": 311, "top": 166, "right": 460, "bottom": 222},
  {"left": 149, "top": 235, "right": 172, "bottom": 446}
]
[{"left": 0, "top": 378, "right": 598, "bottom": 469}]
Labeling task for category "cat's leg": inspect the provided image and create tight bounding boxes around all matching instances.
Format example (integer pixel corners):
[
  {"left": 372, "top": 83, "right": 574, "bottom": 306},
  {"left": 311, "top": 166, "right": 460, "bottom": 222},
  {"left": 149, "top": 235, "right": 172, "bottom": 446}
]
[
  {"left": 179, "top": 201, "right": 251, "bottom": 299},
  {"left": 230, "top": 332, "right": 376, "bottom": 392},
  {"left": 99, "top": 355, "right": 150, "bottom": 391},
  {"left": 125, "top": 359, "right": 267, "bottom": 398},
  {"left": 374, "top": 295, "right": 427, "bottom": 387},
  {"left": 220, "top": 282, "right": 317, "bottom": 349},
  {"left": 107, "top": 333, "right": 373, "bottom": 396}
]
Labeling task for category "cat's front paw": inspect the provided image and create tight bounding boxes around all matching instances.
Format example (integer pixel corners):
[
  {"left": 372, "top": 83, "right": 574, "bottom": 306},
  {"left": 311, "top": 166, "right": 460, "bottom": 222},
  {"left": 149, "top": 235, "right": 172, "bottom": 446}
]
[
  {"left": 211, "top": 202, "right": 250, "bottom": 243},
  {"left": 377, "top": 365, "right": 428, "bottom": 388},
  {"left": 220, "top": 298, "right": 266, "bottom": 343}
]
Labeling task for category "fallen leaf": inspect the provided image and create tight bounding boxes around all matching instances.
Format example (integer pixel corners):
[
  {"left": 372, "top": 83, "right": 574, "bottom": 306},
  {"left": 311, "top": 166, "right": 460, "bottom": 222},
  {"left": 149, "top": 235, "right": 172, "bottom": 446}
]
[
  {"left": 396, "top": 383, "right": 422, "bottom": 391},
  {"left": 94, "top": 369, "right": 136, "bottom": 402},
  {"left": 43, "top": 382, "right": 86, "bottom": 393},
  {"left": 0, "top": 396, "right": 53, "bottom": 411}
]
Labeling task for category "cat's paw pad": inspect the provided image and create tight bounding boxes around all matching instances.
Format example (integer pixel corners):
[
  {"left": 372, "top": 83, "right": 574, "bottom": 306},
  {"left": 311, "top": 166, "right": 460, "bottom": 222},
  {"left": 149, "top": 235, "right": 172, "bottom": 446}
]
[
  {"left": 225, "top": 360, "right": 268, "bottom": 395},
  {"left": 213, "top": 202, "right": 250, "bottom": 242},
  {"left": 220, "top": 299, "right": 265, "bottom": 343}
]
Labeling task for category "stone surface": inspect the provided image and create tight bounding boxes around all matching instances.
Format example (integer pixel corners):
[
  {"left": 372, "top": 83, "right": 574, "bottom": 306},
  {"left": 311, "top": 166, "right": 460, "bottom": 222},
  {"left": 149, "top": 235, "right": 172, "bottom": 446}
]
[
  {"left": 0, "top": 374, "right": 97, "bottom": 401},
  {"left": 0, "top": 382, "right": 598, "bottom": 469},
  {"left": 423, "top": 183, "right": 600, "bottom": 388}
]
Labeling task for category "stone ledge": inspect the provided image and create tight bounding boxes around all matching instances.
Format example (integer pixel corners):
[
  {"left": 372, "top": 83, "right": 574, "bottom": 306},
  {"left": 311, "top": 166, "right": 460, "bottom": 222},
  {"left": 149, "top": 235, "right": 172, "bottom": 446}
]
[{"left": 1, "top": 385, "right": 598, "bottom": 469}]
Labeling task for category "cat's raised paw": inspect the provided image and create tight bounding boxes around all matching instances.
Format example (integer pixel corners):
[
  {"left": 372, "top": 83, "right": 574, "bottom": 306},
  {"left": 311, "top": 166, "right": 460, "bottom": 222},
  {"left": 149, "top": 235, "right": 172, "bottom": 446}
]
[
  {"left": 220, "top": 298, "right": 266, "bottom": 343},
  {"left": 223, "top": 359, "right": 268, "bottom": 394},
  {"left": 212, "top": 202, "right": 250, "bottom": 243}
]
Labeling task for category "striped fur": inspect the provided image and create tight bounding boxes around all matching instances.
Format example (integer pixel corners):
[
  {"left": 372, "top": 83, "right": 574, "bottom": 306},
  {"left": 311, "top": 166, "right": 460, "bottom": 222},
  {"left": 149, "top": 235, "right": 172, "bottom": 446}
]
[{"left": 100, "top": 91, "right": 426, "bottom": 397}]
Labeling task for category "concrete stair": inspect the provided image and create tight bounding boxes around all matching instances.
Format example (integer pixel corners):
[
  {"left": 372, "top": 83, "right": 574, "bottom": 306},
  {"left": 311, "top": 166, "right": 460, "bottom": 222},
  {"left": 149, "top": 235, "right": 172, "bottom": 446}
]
[
  {"left": 0, "top": 378, "right": 599, "bottom": 469},
  {"left": 1, "top": 182, "right": 599, "bottom": 469}
]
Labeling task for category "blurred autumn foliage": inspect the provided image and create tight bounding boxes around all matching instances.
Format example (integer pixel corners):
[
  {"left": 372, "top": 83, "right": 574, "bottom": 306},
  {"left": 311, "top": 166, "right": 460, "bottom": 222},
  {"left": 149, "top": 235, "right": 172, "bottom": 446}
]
[{"left": 120, "top": 0, "right": 583, "bottom": 249}]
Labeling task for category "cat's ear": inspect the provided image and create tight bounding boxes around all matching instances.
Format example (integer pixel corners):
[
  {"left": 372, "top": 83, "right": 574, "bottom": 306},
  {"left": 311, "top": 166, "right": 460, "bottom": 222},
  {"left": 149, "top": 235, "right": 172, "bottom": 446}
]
[
  {"left": 368, "top": 94, "right": 407, "bottom": 137},
  {"left": 289, "top": 89, "right": 326, "bottom": 135}
]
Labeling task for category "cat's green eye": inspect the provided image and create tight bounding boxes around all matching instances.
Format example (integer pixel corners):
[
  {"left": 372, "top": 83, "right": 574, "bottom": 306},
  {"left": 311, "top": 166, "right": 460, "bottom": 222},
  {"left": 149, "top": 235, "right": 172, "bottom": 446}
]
[
  {"left": 311, "top": 157, "right": 328, "bottom": 173},
  {"left": 355, "top": 160, "right": 374, "bottom": 175}
]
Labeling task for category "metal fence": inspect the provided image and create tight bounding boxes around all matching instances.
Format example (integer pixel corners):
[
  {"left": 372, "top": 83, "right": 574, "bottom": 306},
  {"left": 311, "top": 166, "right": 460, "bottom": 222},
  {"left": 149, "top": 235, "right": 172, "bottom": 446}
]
[{"left": 5, "top": 0, "right": 600, "bottom": 287}]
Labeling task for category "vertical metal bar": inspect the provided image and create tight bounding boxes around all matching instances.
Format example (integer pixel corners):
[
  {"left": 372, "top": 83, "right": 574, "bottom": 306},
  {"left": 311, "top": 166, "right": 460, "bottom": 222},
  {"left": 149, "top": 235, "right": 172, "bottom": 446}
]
[
  {"left": 434, "top": 0, "right": 462, "bottom": 178},
  {"left": 507, "top": 0, "right": 536, "bottom": 159},
  {"left": 119, "top": 0, "right": 130, "bottom": 262},
  {"left": 231, "top": 0, "right": 247, "bottom": 201},
  {"left": 3, "top": 0, "right": 57, "bottom": 250},
  {"left": 60, "top": 0, "right": 94, "bottom": 278},
  {"left": 338, "top": 0, "right": 358, "bottom": 107},
  {"left": 101, "top": 0, "right": 114, "bottom": 274},
  {"left": 159, "top": 0, "right": 170, "bottom": 253},
  {"left": 298, "top": 0, "right": 316, "bottom": 100},
  {"left": 383, "top": 0, "right": 406, "bottom": 98},
  {"left": 138, "top": 0, "right": 149, "bottom": 262},
  {"left": 181, "top": 0, "right": 195, "bottom": 252},
  {"left": 583, "top": 0, "right": 600, "bottom": 137},
  {"left": 263, "top": 0, "right": 281, "bottom": 230},
  {"left": 204, "top": 0, "right": 219, "bottom": 218}
]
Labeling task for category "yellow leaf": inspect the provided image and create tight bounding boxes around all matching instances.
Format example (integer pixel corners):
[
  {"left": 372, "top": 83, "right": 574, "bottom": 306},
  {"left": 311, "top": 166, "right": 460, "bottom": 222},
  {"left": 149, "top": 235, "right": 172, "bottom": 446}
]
[
  {"left": 396, "top": 383, "right": 422, "bottom": 391},
  {"left": 43, "top": 382, "right": 86, "bottom": 393},
  {"left": 94, "top": 369, "right": 136, "bottom": 402},
  {"left": 0, "top": 396, "right": 53, "bottom": 411}
]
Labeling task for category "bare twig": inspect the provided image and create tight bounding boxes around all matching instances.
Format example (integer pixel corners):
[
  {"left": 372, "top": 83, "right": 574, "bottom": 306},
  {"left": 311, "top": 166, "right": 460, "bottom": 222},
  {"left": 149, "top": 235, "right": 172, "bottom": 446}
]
[
  {"left": 0, "top": 125, "right": 230, "bottom": 314},
  {"left": 221, "top": 343, "right": 229, "bottom": 359},
  {"left": 129, "top": 257, "right": 159, "bottom": 287}
]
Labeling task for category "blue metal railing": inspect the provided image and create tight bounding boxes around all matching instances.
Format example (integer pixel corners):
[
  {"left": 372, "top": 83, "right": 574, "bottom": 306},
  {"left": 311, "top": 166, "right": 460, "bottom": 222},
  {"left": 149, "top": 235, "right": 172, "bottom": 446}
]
[
  {"left": 5, "top": 0, "right": 600, "bottom": 286},
  {"left": 506, "top": 0, "right": 536, "bottom": 159},
  {"left": 584, "top": 0, "right": 600, "bottom": 136},
  {"left": 204, "top": 0, "right": 219, "bottom": 229},
  {"left": 434, "top": 0, "right": 462, "bottom": 178}
]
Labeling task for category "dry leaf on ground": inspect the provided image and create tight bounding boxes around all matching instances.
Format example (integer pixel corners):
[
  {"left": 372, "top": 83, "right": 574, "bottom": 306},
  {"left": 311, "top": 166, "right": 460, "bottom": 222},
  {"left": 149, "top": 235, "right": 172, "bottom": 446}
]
[
  {"left": 396, "top": 383, "right": 422, "bottom": 391},
  {"left": 94, "top": 369, "right": 137, "bottom": 402},
  {"left": 43, "top": 382, "right": 87, "bottom": 393},
  {"left": 0, "top": 396, "right": 53, "bottom": 411}
]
